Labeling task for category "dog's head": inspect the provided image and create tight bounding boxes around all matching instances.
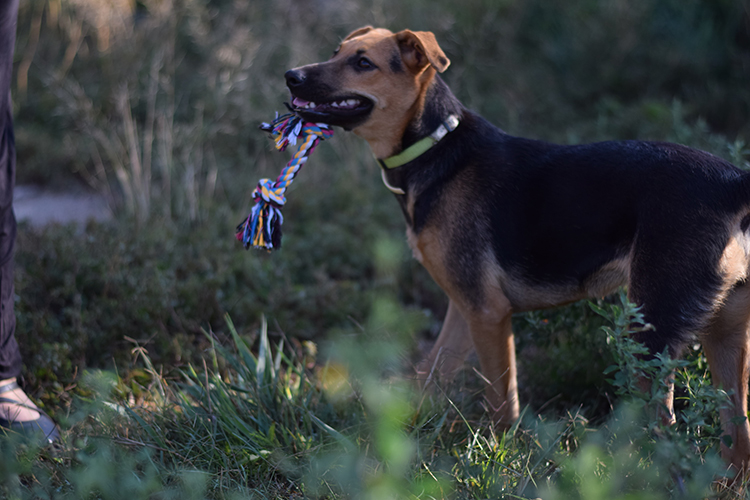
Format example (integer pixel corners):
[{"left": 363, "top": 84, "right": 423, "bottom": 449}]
[{"left": 285, "top": 27, "right": 450, "bottom": 157}]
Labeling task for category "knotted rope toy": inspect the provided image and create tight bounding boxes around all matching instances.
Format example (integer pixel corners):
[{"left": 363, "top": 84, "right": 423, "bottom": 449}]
[{"left": 236, "top": 110, "right": 334, "bottom": 250}]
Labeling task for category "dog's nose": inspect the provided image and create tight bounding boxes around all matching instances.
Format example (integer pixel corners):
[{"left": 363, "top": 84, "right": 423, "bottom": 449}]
[{"left": 285, "top": 69, "right": 306, "bottom": 88}]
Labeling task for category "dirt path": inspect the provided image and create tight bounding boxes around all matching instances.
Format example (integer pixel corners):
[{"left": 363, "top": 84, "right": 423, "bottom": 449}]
[{"left": 13, "top": 185, "right": 111, "bottom": 227}]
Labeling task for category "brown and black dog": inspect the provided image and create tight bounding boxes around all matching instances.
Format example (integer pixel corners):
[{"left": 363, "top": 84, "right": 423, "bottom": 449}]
[{"left": 284, "top": 26, "right": 750, "bottom": 470}]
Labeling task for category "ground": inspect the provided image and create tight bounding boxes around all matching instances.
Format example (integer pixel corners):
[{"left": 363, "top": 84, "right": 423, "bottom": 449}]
[{"left": 13, "top": 185, "right": 110, "bottom": 227}]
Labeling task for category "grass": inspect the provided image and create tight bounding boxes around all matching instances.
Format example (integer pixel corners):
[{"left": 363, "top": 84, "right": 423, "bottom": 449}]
[{"left": 3, "top": 290, "right": 744, "bottom": 499}]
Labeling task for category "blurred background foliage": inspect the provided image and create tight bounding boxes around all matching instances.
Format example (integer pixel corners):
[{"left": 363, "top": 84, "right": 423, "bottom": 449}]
[{"left": 7, "top": 0, "right": 750, "bottom": 432}]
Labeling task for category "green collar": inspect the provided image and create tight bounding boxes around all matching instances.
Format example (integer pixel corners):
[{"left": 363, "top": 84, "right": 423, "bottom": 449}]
[{"left": 377, "top": 114, "right": 460, "bottom": 170}]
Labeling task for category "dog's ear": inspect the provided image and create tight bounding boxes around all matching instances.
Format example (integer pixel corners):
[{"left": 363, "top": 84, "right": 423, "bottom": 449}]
[
  {"left": 395, "top": 30, "right": 450, "bottom": 73},
  {"left": 343, "top": 26, "right": 374, "bottom": 41}
]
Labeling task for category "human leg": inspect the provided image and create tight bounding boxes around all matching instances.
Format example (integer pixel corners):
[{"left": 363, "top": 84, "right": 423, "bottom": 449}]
[{"left": 0, "top": 0, "right": 58, "bottom": 442}]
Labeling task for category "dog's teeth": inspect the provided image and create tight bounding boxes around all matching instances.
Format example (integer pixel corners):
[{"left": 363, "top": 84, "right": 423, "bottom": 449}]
[
  {"left": 309, "top": 102, "right": 316, "bottom": 109},
  {"left": 324, "top": 99, "right": 360, "bottom": 109}
]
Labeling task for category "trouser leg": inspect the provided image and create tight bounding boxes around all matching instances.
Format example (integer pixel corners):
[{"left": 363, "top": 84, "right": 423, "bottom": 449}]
[
  {"left": 0, "top": 227, "right": 18, "bottom": 381},
  {"left": 0, "top": 0, "right": 20, "bottom": 381}
]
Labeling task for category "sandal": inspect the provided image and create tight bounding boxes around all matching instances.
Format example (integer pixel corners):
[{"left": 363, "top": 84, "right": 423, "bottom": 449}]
[{"left": 0, "top": 380, "right": 59, "bottom": 444}]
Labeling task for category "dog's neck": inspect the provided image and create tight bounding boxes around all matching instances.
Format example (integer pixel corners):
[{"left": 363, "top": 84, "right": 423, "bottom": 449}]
[
  {"left": 356, "top": 75, "right": 465, "bottom": 160},
  {"left": 373, "top": 76, "right": 468, "bottom": 209},
  {"left": 399, "top": 75, "right": 464, "bottom": 153}
]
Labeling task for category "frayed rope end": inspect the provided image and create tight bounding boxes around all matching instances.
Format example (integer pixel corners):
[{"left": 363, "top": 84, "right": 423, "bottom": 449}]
[{"left": 236, "top": 111, "right": 333, "bottom": 251}]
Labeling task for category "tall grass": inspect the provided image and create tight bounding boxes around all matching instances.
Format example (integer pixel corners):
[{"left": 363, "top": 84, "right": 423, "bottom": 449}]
[{"left": 3, "top": 289, "right": 745, "bottom": 498}]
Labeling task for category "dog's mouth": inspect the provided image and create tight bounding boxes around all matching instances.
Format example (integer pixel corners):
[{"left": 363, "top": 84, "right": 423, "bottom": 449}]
[{"left": 290, "top": 94, "right": 373, "bottom": 129}]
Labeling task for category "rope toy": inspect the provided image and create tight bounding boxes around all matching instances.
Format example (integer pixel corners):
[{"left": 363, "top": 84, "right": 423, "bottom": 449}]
[{"left": 236, "top": 110, "right": 334, "bottom": 250}]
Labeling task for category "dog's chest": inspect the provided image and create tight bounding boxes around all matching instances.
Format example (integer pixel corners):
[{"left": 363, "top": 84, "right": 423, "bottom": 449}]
[
  {"left": 406, "top": 227, "right": 424, "bottom": 263},
  {"left": 404, "top": 225, "right": 458, "bottom": 300}
]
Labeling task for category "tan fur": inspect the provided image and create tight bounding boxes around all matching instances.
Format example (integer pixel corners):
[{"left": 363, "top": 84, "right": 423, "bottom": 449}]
[
  {"left": 416, "top": 300, "right": 473, "bottom": 383},
  {"left": 584, "top": 255, "right": 631, "bottom": 299},
  {"left": 488, "top": 263, "right": 585, "bottom": 311},
  {"left": 703, "top": 281, "right": 750, "bottom": 470},
  {"left": 720, "top": 234, "right": 750, "bottom": 284},
  {"left": 328, "top": 28, "right": 449, "bottom": 158}
]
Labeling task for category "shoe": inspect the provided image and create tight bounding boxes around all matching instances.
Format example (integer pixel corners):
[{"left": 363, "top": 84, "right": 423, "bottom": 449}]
[{"left": 0, "top": 380, "right": 59, "bottom": 444}]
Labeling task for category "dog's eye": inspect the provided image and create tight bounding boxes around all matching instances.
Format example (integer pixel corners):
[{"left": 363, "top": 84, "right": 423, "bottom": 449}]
[{"left": 357, "top": 57, "right": 374, "bottom": 70}]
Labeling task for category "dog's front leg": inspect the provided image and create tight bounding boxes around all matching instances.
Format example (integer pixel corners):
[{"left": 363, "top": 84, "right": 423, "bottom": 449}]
[
  {"left": 464, "top": 298, "right": 519, "bottom": 428},
  {"left": 416, "top": 299, "right": 473, "bottom": 387}
]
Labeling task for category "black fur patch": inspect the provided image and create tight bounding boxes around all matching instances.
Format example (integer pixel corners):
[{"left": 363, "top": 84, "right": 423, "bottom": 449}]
[
  {"left": 389, "top": 51, "right": 403, "bottom": 73},
  {"left": 391, "top": 76, "right": 749, "bottom": 348},
  {"left": 400, "top": 76, "right": 462, "bottom": 151},
  {"left": 742, "top": 213, "right": 750, "bottom": 232}
]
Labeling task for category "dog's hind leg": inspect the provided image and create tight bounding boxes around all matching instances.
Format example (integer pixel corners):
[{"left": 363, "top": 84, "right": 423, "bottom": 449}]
[
  {"left": 416, "top": 299, "right": 473, "bottom": 387},
  {"left": 628, "top": 227, "right": 727, "bottom": 425},
  {"left": 702, "top": 281, "right": 750, "bottom": 473}
]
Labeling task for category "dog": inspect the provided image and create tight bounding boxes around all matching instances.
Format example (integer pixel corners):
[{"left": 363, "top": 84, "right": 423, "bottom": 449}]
[{"left": 284, "top": 26, "right": 750, "bottom": 471}]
